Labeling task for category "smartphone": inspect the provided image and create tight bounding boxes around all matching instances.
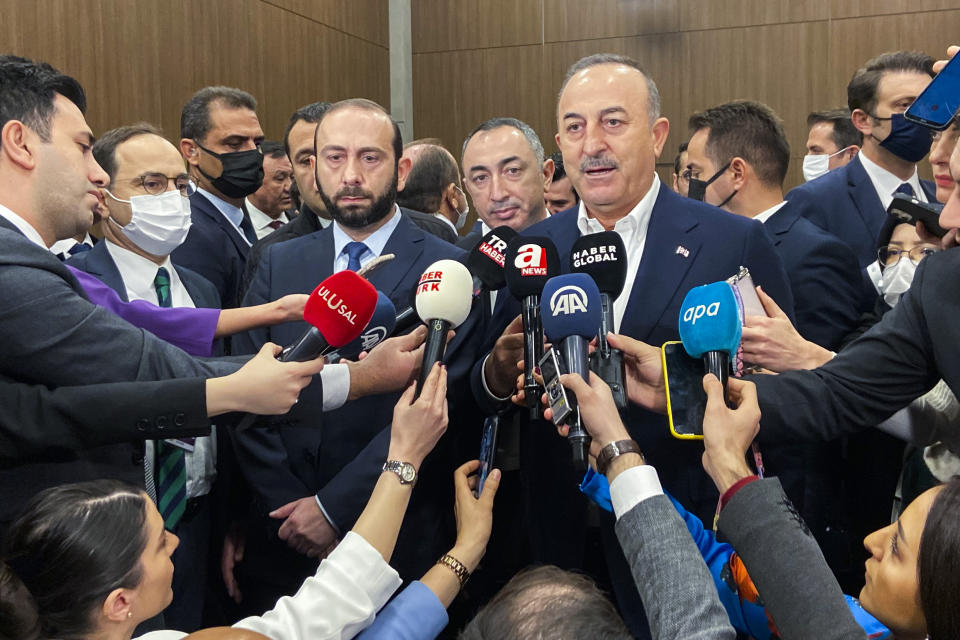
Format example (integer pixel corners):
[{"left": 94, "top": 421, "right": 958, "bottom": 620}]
[
  {"left": 887, "top": 193, "right": 947, "bottom": 238},
  {"left": 476, "top": 415, "right": 499, "bottom": 497},
  {"left": 905, "top": 52, "right": 960, "bottom": 130},
  {"left": 538, "top": 346, "right": 573, "bottom": 426},
  {"left": 726, "top": 266, "right": 765, "bottom": 320},
  {"left": 661, "top": 341, "right": 706, "bottom": 440}
]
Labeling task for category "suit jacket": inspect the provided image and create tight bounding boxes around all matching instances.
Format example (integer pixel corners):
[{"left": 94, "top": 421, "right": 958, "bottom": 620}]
[
  {"left": 766, "top": 201, "right": 862, "bottom": 350},
  {"left": 242, "top": 205, "right": 326, "bottom": 299},
  {"left": 456, "top": 220, "right": 483, "bottom": 251},
  {"left": 752, "top": 246, "right": 958, "bottom": 445},
  {"left": 786, "top": 155, "right": 937, "bottom": 268},
  {"left": 403, "top": 208, "right": 459, "bottom": 244},
  {"left": 718, "top": 479, "right": 867, "bottom": 640},
  {"left": 234, "top": 213, "right": 484, "bottom": 580},
  {"left": 615, "top": 494, "right": 735, "bottom": 640},
  {"left": 172, "top": 191, "right": 252, "bottom": 308},
  {"left": 0, "top": 218, "right": 239, "bottom": 529}
]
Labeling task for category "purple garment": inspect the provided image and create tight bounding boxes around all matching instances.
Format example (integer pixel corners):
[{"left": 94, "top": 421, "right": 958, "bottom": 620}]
[{"left": 68, "top": 265, "right": 219, "bottom": 357}]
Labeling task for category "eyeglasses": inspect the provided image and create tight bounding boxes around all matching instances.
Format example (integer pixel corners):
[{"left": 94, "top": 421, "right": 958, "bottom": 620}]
[
  {"left": 878, "top": 245, "right": 938, "bottom": 265},
  {"left": 679, "top": 168, "right": 699, "bottom": 183},
  {"left": 119, "top": 172, "right": 196, "bottom": 197}
]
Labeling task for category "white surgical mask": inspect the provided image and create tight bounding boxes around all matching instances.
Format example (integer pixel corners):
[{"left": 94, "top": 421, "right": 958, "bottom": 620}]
[
  {"left": 106, "top": 189, "right": 193, "bottom": 256},
  {"left": 802, "top": 146, "right": 852, "bottom": 182},
  {"left": 454, "top": 186, "right": 470, "bottom": 230},
  {"left": 877, "top": 257, "right": 917, "bottom": 307}
]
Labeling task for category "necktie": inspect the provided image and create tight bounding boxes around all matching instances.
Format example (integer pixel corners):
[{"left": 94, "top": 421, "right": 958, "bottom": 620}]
[
  {"left": 267, "top": 219, "right": 284, "bottom": 230},
  {"left": 239, "top": 212, "right": 258, "bottom": 244},
  {"left": 67, "top": 242, "right": 91, "bottom": 256},
  {"left": 152, "top": 266, "right": 188, "bottom": 529},
  {"left": 343, "top": 241, "right": 369, "bottom": 272},
  {"left": 895, "top": 183, "right": 916, "bottom": 198}
]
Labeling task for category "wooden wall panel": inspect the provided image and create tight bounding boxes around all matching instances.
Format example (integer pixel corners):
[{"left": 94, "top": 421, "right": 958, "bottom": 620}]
[
  {"left": 543, "top": 0, "right": 678, "bottom": 42},
  {"left": 264, "top": 0, "right": 389, "bottom": 47},
  {"left": 0, "top": 0, "right": 388, "bottom": 145},
  {"left": 412, "top": 0, "right": 542, "bottom": 54},
  {"left": 678, "top": 0, "right": 828, "bottom": 31}
]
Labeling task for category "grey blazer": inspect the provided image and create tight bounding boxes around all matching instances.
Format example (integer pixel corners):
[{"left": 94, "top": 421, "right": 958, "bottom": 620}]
[{"left": 615, "top": 493, "right": 736, "bottom": 640}]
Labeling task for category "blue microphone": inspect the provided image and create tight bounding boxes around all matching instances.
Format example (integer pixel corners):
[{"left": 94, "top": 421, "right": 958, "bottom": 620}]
[
  {"left": 328, "top": 291, "right": 397, "bottom": 362},
  {"left": 678, "top": 282, "right": 741, "bottom": 391},
  {"left": 541, "top": 273, "right": 602, "bottom": 469}
]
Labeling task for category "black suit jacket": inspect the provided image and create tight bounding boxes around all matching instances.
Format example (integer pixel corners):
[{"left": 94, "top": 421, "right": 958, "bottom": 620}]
[
  {"left": 456, "top": 220, "right": 483, "bottom": 251},
  {"left": 172, "top": 191, "right": 252, "bottom": 308}
]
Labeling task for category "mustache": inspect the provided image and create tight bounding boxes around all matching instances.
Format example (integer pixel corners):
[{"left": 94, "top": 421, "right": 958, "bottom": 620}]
[
  {"left": 335, "top": 186, "right": 373, "bottom": 200},
  {"left": 488, "top": 198, "right": 524, "bottom": 211},
  {"left": 581, "top": 156, "right": 619, "bottom": 172}
]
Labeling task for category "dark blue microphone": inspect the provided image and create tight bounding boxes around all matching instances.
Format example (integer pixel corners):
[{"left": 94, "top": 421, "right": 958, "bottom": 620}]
[
  {"left": 541, "top": 273, "right": 602, "bottom": 469},
  {"left": 328, "top": 292, "right": 397, "bottom": 362},
  {"left": 678, "top": 282, "right": 741, "bottom": 392}
]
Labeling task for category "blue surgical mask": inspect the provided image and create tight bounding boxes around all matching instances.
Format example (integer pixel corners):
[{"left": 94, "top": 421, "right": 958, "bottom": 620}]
[{"left": 871, "top": 113, "right": 933, "bottom": 163}]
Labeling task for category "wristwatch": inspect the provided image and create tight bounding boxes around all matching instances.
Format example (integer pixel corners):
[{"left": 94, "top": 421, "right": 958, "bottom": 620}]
[
  {"left": 383, "top": 460, "right": 418, "bottom": 485},
  {"left": 596, "top": 439, "right": 644, "bottom": 476}
]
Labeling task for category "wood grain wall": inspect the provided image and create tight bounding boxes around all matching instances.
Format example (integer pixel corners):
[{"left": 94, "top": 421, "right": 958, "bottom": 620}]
[
  {"left": 0, "top": 0, "right": 389, "bottom": 142},
  {"left": 412, "top": 0, "right": 959, "bottom": 191}
]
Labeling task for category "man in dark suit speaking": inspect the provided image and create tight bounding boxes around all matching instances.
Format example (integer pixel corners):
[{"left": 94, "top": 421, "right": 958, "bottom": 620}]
[{"left": 474, "top": 53, "right": 794, "bottom": 638}]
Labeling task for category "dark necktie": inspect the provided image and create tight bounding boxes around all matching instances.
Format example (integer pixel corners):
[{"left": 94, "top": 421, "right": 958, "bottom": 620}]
[
  {"left": 343, "top": 241, "right": 369, "bottom": 272},
  {"left": 895, "top": 183, "right": 916, "bottom": 198},
  {"left": 67, "top": 242, "right": 91, "bottom": 256},
  {"left": 267, "top": 219, "right": 284, "bottom": 230},
  {"left": 153, "top": 266, "right": 189, "bottom": 529},
  {"left": 239, "top": 212, "right": 258, "bottom": 244}
]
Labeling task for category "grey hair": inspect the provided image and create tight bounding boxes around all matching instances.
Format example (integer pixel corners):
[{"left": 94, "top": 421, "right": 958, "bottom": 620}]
[
  {"left": 558, "top": 53, "right": 661, "bottom": 123},
  {"left": 461, "top": 117, "right": 545, "bottom": 168}
]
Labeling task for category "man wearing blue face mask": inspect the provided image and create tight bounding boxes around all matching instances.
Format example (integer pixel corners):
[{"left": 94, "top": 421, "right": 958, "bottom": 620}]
[
  {"left": 786, "top": 52, "right": 937, "bottom": 277},
  {"left": 68, "top": 122, "right": 224, "bottom": 633},
  {"left": 173, "top": 86, "right": 265, "bottom": 310}
]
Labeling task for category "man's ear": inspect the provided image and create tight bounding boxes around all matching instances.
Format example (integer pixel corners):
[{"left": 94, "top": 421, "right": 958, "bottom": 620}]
[
  {"left": 396, "top": 156, "right": 412, "bottom": 191},
  {"left": 851, "top": 109, "right": 874, "bottom": 136},
  {"left": 443, "top": 182, "right": 459, "bottom": 210},
  {"left": 845, "top": 145, "right": 861, "bottom": 162},
  {"left": 651, "top": 117, "right": 671, "bottom": 158},
  {"left": 0, "top": 120, "right": 37, "bottom": 171},
  {"left": 730, "top": 157, "right": 749, "bottom": 190},
  {"left": 180, "top": 138, "right": 199, "bottom": 166},
  {"left": 541, "top": 158, "right": 555, "bottom": 190}
]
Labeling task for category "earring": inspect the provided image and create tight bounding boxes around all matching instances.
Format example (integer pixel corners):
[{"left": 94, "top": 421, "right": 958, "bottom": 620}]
[{"left": 127, "top": 612, "right": 133, "bottom": 619}]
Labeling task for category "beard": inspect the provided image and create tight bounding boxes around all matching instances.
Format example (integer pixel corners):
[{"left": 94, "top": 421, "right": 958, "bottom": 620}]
[{"left": 317, "top": 171, "right": 398, "bottom": 229}]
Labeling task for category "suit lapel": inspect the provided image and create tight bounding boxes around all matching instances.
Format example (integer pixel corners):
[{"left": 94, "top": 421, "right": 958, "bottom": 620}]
[
  {"left": 191, "top": 192, "right": 251, "bottom": 258},
  {"left": 920, "top": 178, "right": 938, "bottom": 203},
  {"left": 305, "top": 226, "right": 336, "bottom": 289},
  {"left": 369, "top": 217, "right": 425, "bottom": 299},
  {"left": 763, "top": 201, "right": 800, "bottom": 247},
  {"left": 846, "top": 156, "right": 886, "bottom": 240},
  {"left": 80, "top": 242, "right": 130, "bottom": 301},
  {"left": 620, "top": 188, "right": 701, "bottom": 341}
]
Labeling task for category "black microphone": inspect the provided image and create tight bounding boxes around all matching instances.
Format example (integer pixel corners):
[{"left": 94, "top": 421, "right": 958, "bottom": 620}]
[
  {"left": 504, "top": 236, "right": 561, "bottom": 419},
  {"left": 570, "top": 231, "right": 628, "bottom": 410},
  {"left": 465, "top": 226, "right": 518, "bottom": 296}
]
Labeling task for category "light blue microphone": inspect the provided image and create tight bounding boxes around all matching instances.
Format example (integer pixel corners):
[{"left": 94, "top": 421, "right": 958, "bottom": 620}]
[{"left": 678, "top": 281, "right": 741, "bottom": 391}]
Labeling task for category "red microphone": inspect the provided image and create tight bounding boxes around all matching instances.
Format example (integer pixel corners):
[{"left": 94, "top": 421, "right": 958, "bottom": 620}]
[{"left": 280, "top": 270, "right": 378, "bottom": 361}]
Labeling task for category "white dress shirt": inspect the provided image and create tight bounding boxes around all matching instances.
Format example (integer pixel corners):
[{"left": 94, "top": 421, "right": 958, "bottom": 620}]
[
  {"left": 246, "top": 197, "right": 291, "bottom": 239},
  {"left": 610, "top": 464, "right": 665, "bottom": 520},
  {"left": 332, "top": 205, "right": 403, "bottom": 272},
  {"left": 753, "top": 201, "right": 789, "bottom": 225},
  {"left": 859, "top": 152, "right": 928, "bottom": 211},
  {"left": 198, "top": 188, "right": 251, "bottom": 246},
  {"left": 434, "top": 212, "right": 458, "bottom": 235},
  {"left": 50, "top": 233, "right": 94, "bottom": 259},
  {"left": 0, "top": 204, "right": 46, "bottom": 248}
]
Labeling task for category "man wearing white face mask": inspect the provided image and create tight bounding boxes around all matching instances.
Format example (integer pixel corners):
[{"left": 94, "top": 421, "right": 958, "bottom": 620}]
[
  {"left": 802, "top": 109, "right": 862, "bottom": 182},
  {"left": 68, "top": 122, "right": 222, "bottom": 633}
]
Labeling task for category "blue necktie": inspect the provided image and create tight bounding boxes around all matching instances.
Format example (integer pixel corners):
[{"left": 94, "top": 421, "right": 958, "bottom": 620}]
[
  {"left": 343, "top": 241, "right": 369, "bottom": 272},
  {"left": 67, "top": 242, "right": 91, "bottom": 256},
  {"left": 895, "top": 183, "right": 915, "bottom": 198}
]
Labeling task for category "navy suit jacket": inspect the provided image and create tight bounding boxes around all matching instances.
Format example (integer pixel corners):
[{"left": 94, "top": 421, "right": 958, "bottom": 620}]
[
  {"left": 765, "top": 201, "right": 862, "bottom": 350},
  {"left": 172, "top": 191, "right": 251, "bottom": 309},
  {"left": 234, "top": 213, "right": 483, "bottom": 545},
  {"left": 67, "top": 240, "right": 222, "bottom": 309},
  {"left": 456, "top": 220, "right": 483, "bottom": 251},
  {"left": 786, "top": 155, "right": 937, "bottom": 268},
  {"left": 473, "top": 185, "right": 795, "bottom": 551}
]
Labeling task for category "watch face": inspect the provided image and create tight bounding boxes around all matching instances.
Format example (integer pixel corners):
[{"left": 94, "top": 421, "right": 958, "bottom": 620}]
[{"left": 400, "top": 463, "right": 416, "bottom": 483}]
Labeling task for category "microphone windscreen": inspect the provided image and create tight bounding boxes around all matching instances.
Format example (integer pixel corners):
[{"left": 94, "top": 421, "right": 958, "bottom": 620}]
[
  {"left": 540, "top": 273, "right": 602, "bottom": 342},
  {"left": 303, "top": 270, "right": 378, "bottom": 348},
  {"left": 504, "top": 236, "right": 561, "bottom": 299},
  {"left": 466, "top": 225, "right": 518, "bottom": 290},
  {"left": 570, "top": 231, "right": 627, "bottom": 298},
  {"left": 678, "top": 282, "right": 741, "bottom": 358},
  {"left": 415, "top": 259, "right": 474, "bottom": 327},
  {"left": 334, "top": 291, "right": 397, "bottom": 359}
]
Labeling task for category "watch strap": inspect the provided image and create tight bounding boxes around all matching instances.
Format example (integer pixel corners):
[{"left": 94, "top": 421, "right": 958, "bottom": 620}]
[
  {"left": 382, "top": 460, "right": 417, "bottom": 485},
  {"left": 596, "top": 439, "right": 643, "bottom": 476}
]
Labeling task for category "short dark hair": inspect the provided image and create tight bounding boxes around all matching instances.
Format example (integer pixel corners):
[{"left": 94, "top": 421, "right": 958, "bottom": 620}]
[
  {"left": 316, "top": 98, "right": 402, "bottom": 165},
  {"left": 461, "top": 117, "right": 544, "bottom": 168},
  {"left": 549, "top": 150, "right": 567, "bottom": 181},
  {"left": 92, "top": 122, "right": 163, "bottom": 184},
  {"left": 260, "top": 140, "right": 285, "bottom": 160},
  {"left": 847, "top": 51, "right": 934, "bottom": 115},
  {"left": 1, "top": 480, "right": 148, "bottom": 639},
  {"left": 180, "top": 86, "right": 257, "bottom": 142},
  {"left": 688, "top": 100, "right": 790, "bottom": 187},
  {"left": 397, "top": 144, "right": 460, "bottom": 213},
  {"left": 919, "top": 477, "right": 960, "bottom": 640},
  {"left": 0, "top": 54, "right": 86, "bottom": 144},
  {"left": 459, "top": 566, "right": 631, "bottom": 640},
  {"left": 283, "top": 101, "right": 331, "bottom": 157},
  {"left": 558, "top": 53, "right": 660, "bottom": 123},
  {"left": 807, "top": 108, "right": 863, "bottom": 150},
  {"left": 673, "top": 141, "right": 689, "bottom": 176}
]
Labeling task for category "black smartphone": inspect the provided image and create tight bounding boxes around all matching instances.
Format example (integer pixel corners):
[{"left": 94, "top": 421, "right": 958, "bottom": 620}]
[
  {"left": 539, "top": 346, "right": 573, "bottom": 426},
  {"left": 887, "top": 193, "right": 946, "bottom": 238},
  {"left": 905, "top": 52, "right": 960, "bottom": 130},
  {"left": 661, "top": 341, "right": 706, "bottom": 439},
  {"left": 476, "top": 415, "right": 499, "bottom": 497}
]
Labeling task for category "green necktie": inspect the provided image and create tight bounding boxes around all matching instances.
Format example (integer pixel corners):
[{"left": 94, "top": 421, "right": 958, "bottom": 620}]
[{"left": 153, "top": 267, "right": 172, "bottom": 308}]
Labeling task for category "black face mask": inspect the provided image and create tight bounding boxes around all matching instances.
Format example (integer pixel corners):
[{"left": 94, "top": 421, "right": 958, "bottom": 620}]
[
  {"left": 194, "top": 141, "right": 264, "bottom": 199},
  {"left": 687, "top": 161, "right": 731, "bottom": 202}
]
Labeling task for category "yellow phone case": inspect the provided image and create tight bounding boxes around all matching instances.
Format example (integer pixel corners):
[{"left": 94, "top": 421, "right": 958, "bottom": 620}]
[{"left": 661, "top": 340, "right": 704, "bottom": 441}]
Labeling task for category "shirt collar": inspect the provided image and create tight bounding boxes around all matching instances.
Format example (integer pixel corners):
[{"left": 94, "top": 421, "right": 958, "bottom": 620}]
[
  {"left": 49, "top": 233, "right": 94, "bottom": 257},
  {"left": 104, "top": 239, "right": 179, "bottom": 301},
  {"left": 332, "top": 204, "right": 403, "bottom": 263},
  {"left": 198, "top": 187, "right": 245, "bottom": 228},
  {"left": 576, "top": 173, "right": 660, "bottom": 241},
  {"left": 434, "top": 212, "right": 458, "bottom": 234},
  {"left": 0, "top": 203, "right": 47, "bottom": 248},
  {"left": 753, "top": 201, "right": 788, "bottom": 224},
  {"left": 245, "top": 197, "right": 288, "bottom": 231},
  {"left": 858, "top": 152, "right": 926, "bottom": 210}
]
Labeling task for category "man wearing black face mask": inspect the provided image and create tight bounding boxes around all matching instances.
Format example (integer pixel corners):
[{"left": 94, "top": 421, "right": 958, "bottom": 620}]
[
  {"left": 173, "top": 86, "right": 265, "bottom": 309},
  {"left": 784, "top": 52, "right": 937, "bottom": 276}
]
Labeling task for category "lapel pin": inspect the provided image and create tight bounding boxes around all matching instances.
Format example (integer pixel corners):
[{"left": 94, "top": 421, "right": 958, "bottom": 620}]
[{"left": 675, "top": 245, "right": 690, "bottom": 258}]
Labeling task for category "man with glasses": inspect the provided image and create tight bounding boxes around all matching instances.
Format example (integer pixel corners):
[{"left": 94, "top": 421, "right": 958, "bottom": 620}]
[
  {"left": 173, "top": 86, "right": 265, "bottom": 309},
  {"left": 672, "top": 142, "right": 690, "bottom": 197},
  {"left": 68, "top": 122, "right": 223, "bottom": 631}
]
